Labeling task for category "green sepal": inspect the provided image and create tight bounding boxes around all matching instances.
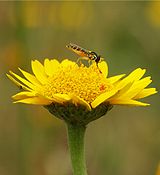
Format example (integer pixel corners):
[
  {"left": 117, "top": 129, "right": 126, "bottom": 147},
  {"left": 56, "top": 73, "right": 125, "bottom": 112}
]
[{"left": 44, "top": 102, "right": 113, "bottom": 125}]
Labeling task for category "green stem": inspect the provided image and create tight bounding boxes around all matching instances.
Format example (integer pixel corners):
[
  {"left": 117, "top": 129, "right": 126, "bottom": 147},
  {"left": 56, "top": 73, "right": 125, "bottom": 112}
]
[{"left": 67, "top": 123, "right": 88, "bottom": 175}]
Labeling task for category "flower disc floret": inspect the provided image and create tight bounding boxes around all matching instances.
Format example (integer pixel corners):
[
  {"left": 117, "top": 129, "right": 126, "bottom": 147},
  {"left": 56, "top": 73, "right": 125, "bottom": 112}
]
[{"left": 40, "top": 64, "right": 113, "bottom": 105}]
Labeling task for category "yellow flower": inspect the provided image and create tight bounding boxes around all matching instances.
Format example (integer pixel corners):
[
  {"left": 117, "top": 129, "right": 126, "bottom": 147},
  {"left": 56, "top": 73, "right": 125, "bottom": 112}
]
[{"left": 7, "top": 59, "right": 157, "bottom": 124}]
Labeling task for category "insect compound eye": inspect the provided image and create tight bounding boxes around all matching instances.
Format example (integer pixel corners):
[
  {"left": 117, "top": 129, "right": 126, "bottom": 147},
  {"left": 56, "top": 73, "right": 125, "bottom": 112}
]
[
  {"left": 90, "top": 53, "right": 97, "bottom": 60},
  {"left": 90, "top": 51, "right": 98, "bottom": 57},
  {"left": 93, "top": 54, "right": 97, "bottom": 59}
]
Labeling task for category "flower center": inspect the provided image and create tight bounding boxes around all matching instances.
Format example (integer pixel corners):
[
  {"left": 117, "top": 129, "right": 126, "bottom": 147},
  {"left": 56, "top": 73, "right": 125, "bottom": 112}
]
[{"left": 41, "top": 64, "right": 113, "bottom": 104}]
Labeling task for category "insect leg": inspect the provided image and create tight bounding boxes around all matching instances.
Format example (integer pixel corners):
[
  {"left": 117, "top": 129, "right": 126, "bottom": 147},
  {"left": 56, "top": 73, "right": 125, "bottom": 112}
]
[
  {"left": 76, "top": 57, "right": 89, "bottom": 65},
  {"left": 76, "top": 57, "right": 82, "bottom": 65},
  {"left": 96, "top": 63, "right": 102, "bottom": 73}
]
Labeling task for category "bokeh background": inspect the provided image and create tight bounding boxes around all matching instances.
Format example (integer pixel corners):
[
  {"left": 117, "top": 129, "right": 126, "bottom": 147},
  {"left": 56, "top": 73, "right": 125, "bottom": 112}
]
[{"left": 0, "top": 1, "right": 159, "bottom": 175}]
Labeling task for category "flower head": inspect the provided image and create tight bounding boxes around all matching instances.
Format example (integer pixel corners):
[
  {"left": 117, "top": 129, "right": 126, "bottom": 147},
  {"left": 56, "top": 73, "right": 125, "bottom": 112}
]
[{"left": 7, "top": 59, "right": 157, "bottom": 124}]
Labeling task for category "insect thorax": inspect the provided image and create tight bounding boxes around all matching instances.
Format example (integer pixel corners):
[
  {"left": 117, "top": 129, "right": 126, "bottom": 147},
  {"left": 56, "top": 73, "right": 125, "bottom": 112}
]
[{"left": 88, "top": 51, "right": 100, "bottom": 61}]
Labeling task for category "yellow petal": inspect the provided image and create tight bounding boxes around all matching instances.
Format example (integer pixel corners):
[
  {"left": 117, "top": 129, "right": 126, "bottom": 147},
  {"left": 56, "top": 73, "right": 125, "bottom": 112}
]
[
  {"left": 120, "top": 77, "right": 152, "bottom": 99},
  {"left": 51, "top": 59, "right": 60, "bottom": 67},
  {"left": 109, "top": 99, "right": 150, "bottom": 106},
  {"left": 6, "top": 74, "right": 31, "bottom": 91},
  {"left": 98, "top": 61, "right": 108, "bottom": 77},
  {"left": 31, "top": 60, "right": 48, "bottom": 84},
  {"left": 108, "top": 74, "right": 126, "bottom": 84},
  {"left": 50, "top": 59, "right": 60, "bottom": 75},
  {"left": 91, "top": 89, "right": 118, "bottom": 108},
  {"left": 70, "top": 95, "right": 91, "bottom": 110},
  {"left": 12, "top": 91, "right": 36, "bottom": 100},
  {"left": 9, "top": 71, "right": 35, "bottom": 90},
  {"left": 44, "top": 58, "right": 54, "bottom": 76},
  {"left": 52, "top": 93, "right": 71, "bottom": 103},
  {"left": 61, "top": 59, "right": 76, "bottom": 67},
  {"left": 109, "top": 82, "right": 133, "bottom": 100},
  {"left": 127, "top": 68, "right": 146, "bottom": 81},
  {"left": 44, "top": 58, "right": 60, "bottom": 76},
  {"left": 134, "top": 88, "right": 157, "bottom": 99},
  {"left": 14, "top": 96, "right": 51, "bottom": 105},
  {"left": 116, "top": 68, "right": 146, "bottom": 90},
  {"left": 18, "top": 68, "right": 41, "bottom": 86}
]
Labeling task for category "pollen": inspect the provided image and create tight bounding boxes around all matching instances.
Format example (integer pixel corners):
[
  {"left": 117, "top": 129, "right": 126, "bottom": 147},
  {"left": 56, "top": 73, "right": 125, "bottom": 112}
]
[{"left": 41, "top": 64, "right": 113, "bottom": 104}]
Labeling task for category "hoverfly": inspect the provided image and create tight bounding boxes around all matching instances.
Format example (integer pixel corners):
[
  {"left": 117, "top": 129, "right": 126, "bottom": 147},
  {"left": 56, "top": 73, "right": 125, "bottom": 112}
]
[{"left": 66, "top": 43, "right": 103, "bottom": 72}]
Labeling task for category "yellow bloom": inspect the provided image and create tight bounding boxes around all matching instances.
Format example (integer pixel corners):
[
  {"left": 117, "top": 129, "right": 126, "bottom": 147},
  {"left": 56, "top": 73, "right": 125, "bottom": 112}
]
[
  {"left": 7, "top": 59, "right": 157, "bottom": 124},
  {"left": 7, "top": 59, "right": 157, "bottom": 125}
]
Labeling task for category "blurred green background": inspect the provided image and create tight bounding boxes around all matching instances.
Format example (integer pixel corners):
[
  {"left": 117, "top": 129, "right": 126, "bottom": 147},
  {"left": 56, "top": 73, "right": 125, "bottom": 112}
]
[{"left": 0, "top": 1, "right": 159, "bottom": 175}]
